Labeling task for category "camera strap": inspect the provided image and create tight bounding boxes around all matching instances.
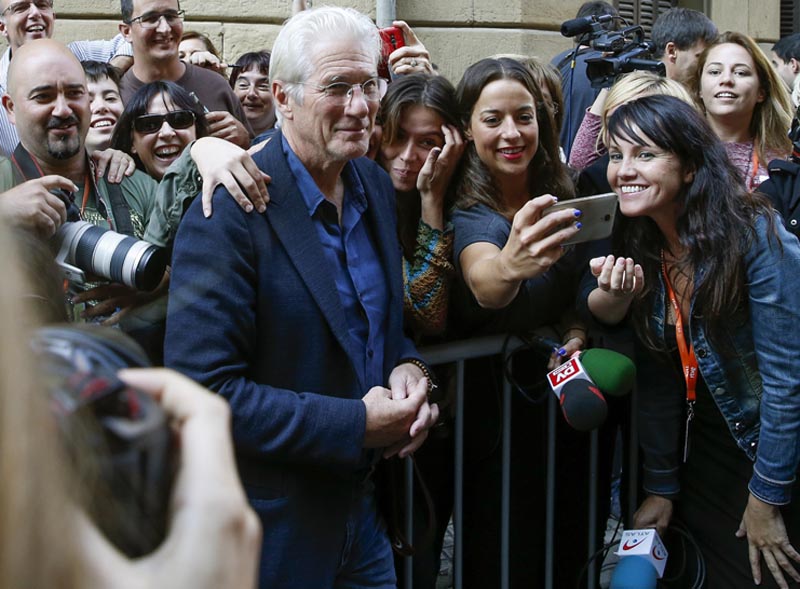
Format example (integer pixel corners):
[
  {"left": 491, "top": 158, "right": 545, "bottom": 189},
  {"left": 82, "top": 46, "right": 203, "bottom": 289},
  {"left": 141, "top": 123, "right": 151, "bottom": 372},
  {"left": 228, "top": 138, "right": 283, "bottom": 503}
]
[{"left": 10, "top": 144, "right": 136, "bottom": 237}]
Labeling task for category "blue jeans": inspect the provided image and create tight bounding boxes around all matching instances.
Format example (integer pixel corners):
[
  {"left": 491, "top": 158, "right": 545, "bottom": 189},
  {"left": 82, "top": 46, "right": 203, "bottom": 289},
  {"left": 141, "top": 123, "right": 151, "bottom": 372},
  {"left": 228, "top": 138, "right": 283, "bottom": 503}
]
[
  {"left": 250, "top": 478, "right": 396, "bottom": 589},
  {"left": 336, "top": 488, "right": 396, "bottom": 589}
]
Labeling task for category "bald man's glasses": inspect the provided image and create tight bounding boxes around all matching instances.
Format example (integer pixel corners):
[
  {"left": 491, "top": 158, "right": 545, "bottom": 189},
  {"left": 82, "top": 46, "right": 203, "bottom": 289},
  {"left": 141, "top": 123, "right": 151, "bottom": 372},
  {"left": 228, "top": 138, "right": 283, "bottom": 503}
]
[
  {"left": 1, "top": 0, "right": 53, "bottom": 17},
  {"left": 127, "top": 9, "right": 184, "bottom": 29}
]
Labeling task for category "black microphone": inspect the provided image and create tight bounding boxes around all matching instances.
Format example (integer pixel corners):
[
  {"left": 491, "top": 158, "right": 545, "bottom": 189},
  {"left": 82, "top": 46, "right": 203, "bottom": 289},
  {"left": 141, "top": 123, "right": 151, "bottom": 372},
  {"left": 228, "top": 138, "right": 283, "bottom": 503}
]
[
  {"left": 547, "top": 356, "right": 608, "bottom": 431},
  {"left": 560, "top": 14, "right": 612, "bottom": 38},
  {"left": 559, "top": 378, "right": 607, "bottom": 431}
]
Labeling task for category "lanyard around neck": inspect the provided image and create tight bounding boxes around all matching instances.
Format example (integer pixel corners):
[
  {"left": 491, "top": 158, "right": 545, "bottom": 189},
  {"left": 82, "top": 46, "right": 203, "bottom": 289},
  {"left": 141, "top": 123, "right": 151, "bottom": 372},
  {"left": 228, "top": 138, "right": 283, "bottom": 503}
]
[
  {"left": 661, "top": 253, "right": 698, "bottom": 403},
  {"left": 748, "top": 144, "right": 759, "bottom": 191}
]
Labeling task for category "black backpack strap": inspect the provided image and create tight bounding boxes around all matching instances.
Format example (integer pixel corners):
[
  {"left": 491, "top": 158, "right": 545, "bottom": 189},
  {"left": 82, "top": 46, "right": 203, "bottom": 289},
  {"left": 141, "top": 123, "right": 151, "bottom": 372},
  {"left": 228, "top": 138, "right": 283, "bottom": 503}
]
[
  {"left": 10, "top": 142, "right": 43, "bottom": 182},
  {"left": 102, "top": 174, "right": 136, "bottom": 237}
]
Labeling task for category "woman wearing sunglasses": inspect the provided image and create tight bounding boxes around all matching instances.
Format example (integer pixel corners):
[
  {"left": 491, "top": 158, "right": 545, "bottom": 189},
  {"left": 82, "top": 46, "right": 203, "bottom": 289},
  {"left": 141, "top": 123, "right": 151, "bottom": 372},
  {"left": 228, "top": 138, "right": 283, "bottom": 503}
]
[{"left": 112, "top": 81, "right": 209, "bottom": 181}]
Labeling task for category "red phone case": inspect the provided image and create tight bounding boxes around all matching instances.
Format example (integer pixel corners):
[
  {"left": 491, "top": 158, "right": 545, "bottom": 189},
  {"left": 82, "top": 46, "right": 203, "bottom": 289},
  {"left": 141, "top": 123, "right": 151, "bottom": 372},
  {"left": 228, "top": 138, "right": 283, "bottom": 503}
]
[{"left": 378, "top": 26, "right": 405, "bottom": 79}]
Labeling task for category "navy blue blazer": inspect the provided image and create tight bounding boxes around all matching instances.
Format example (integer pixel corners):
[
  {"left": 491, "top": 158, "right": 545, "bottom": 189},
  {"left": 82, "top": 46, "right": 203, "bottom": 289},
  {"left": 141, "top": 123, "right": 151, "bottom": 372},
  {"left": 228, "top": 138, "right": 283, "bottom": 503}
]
[
  {"left": 166, "top": 130, "right": 419, "bottom": 470},
  {"left": 165, "top": 132, "right": 420, "bottom": 586}
]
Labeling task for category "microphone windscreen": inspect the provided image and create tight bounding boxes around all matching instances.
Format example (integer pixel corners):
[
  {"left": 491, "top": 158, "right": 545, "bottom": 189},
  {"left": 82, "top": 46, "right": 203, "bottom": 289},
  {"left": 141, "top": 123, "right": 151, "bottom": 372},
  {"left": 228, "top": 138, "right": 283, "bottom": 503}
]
[
  {"left": 559, "top": 378, "right": 607, "bottom": 431},
  {"left": 560, "top": 16, "right": 594, "bottom": 37},
  {"left": 609, "top": 555, "right": 658, "bottom": 589},
  {"left": 580, "top": 349, "right": 636, "bottom": 397}
]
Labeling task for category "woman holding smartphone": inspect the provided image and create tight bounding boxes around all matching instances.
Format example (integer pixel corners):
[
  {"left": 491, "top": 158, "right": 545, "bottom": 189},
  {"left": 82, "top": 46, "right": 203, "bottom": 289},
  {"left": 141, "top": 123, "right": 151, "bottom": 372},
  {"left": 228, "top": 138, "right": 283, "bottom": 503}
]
[
  {"left": 450, "top": 57, "right": 602, "bottom": 589},
  {"left": 452, "top": 57, "right": 581, "bottom": 338}
]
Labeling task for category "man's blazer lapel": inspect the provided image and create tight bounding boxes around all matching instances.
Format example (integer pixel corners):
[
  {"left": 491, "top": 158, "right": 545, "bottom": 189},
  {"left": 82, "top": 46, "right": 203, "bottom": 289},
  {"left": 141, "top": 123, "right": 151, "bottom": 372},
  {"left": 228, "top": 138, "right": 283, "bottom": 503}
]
[{"left": 254, "top": 135, "right": 364, "bottom": 383}]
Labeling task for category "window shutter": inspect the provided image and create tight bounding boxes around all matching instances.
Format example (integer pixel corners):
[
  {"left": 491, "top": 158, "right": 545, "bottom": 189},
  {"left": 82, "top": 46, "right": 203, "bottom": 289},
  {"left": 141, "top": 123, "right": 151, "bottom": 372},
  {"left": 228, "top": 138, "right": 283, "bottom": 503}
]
[{"left": 780, "top": 0, "right": 799, "bottom": 37}]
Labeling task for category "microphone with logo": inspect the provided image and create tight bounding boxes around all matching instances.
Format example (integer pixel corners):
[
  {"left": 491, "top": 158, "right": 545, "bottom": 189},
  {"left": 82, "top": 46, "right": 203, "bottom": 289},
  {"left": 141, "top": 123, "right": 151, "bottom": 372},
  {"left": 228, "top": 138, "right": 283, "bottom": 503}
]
[
  {"left": 546, "top": 354, "right": 607, "bottom": 431},
  {"left": 610, "top": 529, "right": 669, "bottom": 589},
  {"left": 545, "top": 347, "right": 636, "bottom": 431}
]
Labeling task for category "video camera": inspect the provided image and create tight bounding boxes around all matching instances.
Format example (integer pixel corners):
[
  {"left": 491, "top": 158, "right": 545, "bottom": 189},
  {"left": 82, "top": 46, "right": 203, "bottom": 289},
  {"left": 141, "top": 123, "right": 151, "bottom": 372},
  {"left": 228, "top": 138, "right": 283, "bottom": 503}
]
[
  {"left": 560, "top": 14, "right": 665, "bottom": 89},
  {"left": 50, "top": 190, "right": 167, "bottom": 292},
  {"left": 30, "top": 325, "right": 173, "bottom": 557}
]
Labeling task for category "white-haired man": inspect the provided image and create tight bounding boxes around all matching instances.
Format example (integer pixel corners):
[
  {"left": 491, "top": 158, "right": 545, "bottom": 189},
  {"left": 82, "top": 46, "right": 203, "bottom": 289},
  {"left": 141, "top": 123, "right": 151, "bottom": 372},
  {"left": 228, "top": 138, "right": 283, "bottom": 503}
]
[{"left": 164, "top": 7, "right": 438, "bottom": 588}]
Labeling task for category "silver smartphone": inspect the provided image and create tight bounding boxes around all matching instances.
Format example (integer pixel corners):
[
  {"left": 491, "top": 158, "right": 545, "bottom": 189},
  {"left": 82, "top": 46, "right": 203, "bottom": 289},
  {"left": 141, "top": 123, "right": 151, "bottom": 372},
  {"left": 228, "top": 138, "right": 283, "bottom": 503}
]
[{"left": 542, "top": 192, "right": 618, "bottom": 246}]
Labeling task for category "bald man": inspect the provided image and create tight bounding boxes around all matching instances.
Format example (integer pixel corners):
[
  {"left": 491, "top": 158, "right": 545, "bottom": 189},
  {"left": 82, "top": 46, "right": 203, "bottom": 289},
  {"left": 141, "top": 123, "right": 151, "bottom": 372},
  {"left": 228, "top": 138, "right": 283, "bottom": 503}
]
[
  {"left": 0, "top": 39, "right": 156, "bottom": 238},
  {"left": 0, "top": 39, "right": 165, "bottom": 352},
  {"left": 0, "top": 0, "right": 133, "bottom": 156}
]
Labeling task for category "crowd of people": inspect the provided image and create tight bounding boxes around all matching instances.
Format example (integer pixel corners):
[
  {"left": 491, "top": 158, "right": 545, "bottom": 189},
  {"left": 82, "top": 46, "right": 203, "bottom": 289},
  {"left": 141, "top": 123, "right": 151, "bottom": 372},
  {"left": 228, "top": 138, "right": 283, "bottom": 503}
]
[{"left": 3, "top": 0, "right": 800, "bottom": 587}]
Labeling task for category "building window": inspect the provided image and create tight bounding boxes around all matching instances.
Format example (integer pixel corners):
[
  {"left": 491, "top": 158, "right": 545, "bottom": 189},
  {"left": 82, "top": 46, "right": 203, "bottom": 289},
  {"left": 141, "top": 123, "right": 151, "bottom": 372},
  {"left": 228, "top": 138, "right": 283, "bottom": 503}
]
[{"left": 781, "top": 0, "right": 799, "bottom": 38}]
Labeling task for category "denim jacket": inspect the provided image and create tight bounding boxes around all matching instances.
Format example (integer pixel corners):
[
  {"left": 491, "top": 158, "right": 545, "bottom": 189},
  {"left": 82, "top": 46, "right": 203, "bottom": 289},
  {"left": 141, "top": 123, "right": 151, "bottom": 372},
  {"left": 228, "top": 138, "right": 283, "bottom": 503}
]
[{"left": 637, "top": 215, "right": 800, "bottom": 506}]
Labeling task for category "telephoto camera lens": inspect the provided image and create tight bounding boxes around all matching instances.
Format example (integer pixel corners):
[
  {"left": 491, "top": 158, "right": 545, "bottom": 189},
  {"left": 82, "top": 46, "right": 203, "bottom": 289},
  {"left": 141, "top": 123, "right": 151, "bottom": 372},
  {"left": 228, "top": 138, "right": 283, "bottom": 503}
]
[{"left": 53, "top": 221, "right": 167, "bottom": 291}]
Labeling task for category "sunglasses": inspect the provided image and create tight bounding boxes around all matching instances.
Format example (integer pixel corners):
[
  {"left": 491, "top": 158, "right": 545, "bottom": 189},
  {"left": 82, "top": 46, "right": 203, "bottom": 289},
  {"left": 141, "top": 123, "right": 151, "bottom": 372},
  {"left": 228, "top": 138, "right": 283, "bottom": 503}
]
[{"left": 133, "top": 110, "right": 196, "bottom": 134}]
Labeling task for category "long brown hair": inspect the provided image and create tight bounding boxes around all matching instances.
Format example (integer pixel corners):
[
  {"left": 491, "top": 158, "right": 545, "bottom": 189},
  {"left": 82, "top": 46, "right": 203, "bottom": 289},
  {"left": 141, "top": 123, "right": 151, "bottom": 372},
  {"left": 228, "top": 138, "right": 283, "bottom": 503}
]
[
  {"left": 378, "top": 73, "right": 462, "bottom": 257},
  {"left": 455, "top": 57, "right": 574, "bottom": 218},
  {"left": 0, "top": 224, "right": 82, "bottom": 588},
  {"left": 689, "top": 31, "right": 793, "bottom": 162}
]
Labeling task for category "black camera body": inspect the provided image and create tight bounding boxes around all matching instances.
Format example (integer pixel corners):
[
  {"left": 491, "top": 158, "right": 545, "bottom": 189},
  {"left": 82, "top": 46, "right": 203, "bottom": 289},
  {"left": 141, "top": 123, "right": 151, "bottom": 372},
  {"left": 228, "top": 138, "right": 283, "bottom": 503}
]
[
  {"left": 30, "top": 325, "right": 173, "bottom": 557},
  {"left": 561, "top": 15, "right": 665, "bottom": 89}
]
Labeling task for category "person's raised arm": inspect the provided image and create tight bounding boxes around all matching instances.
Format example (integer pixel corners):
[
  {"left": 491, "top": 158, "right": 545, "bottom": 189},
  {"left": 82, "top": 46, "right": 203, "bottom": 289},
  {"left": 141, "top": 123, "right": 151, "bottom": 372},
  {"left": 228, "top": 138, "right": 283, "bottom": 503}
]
[
  {"left": 388, "top": 21, "right": 435, "bottom": 76},
  {"left": 459, "top": 195, "right": 580, "bottom": 309},
  {"left": 143, "top": 137, "right": 270, "bottom": 247},
  {"left": 586, "top": 254, "right": 643, "bottom": 325}
]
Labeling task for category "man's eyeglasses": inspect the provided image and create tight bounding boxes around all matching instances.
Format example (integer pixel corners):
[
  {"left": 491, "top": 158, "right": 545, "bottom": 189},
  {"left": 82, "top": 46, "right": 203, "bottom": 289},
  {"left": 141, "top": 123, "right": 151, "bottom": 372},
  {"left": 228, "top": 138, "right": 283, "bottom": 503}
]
[
  {"left": 1, "top": 0, "right": 53, "bottom": 17},
  {"left": 299, "top": 77, "right": 387, "bottom": 105},
  {"left": 127, "top": 9, "right": 184, "bottom": 29},
  {"left": 133, "top": 110, "right": 195, "bottom": 134}
]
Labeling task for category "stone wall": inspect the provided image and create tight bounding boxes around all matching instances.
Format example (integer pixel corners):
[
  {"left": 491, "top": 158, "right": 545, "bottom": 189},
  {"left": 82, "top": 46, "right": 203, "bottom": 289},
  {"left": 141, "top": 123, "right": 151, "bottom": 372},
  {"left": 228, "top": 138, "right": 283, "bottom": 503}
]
[{"left": 21, "top": 0, "right": 781, "bottom": 86}]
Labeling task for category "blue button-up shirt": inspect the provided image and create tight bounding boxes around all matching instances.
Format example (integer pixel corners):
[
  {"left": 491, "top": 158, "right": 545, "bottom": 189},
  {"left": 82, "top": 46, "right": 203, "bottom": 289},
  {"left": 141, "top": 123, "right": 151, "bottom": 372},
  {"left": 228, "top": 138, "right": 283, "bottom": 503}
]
[{"left": 282, "top": 136, "right": 388, "bottom": 390}]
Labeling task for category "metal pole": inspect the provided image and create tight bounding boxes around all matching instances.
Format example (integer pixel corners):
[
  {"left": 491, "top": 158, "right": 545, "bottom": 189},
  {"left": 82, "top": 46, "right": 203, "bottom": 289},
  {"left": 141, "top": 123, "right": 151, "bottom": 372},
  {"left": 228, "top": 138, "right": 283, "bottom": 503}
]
[
  {"left": 375, "top": 0, "right": 395, "bottom": 27},
  {"left": 545, "top": 392, "right": 556, "bottom": 589},
  {"left": 501, "top": 362, "right": 512, "bottom": 589},
  {"left": 453, "top": 359, "right": 465, "bottom": 589},
  {"left": 588, "top": 429, "right": 599, "bottom": 589},
  {"left": 404, "top": 456, "right": 414, "bottom": 589}
]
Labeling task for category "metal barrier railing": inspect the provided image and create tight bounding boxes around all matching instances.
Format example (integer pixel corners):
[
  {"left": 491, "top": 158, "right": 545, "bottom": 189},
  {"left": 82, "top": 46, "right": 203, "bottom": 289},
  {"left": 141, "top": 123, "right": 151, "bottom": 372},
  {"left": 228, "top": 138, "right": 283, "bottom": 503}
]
[{"left": 397, "top": 334, "right": 638, "bottom": 589}]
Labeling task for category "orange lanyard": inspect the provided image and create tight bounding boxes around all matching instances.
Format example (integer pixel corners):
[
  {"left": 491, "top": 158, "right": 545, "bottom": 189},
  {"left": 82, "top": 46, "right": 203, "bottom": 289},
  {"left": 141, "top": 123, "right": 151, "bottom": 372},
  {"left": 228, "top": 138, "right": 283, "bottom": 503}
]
[
  {"left": 79, "top": 174, "right": 91, "bottom": 214},
  {"left": 748, "top": 148, "right": 760, "bottom": 191},
  {"left": 661, "top": 255, "right": 698, "bottom": 403},
  {"left": 662, "top": 253, "right": 698, "bottom": 462}
]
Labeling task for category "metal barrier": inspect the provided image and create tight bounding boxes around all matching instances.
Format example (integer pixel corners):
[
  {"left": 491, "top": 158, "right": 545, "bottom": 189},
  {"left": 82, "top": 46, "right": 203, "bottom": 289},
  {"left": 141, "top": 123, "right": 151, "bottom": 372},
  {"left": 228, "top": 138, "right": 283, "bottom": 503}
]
[{"left": 396, "top": 334, "right": 639, "bottom": 589}]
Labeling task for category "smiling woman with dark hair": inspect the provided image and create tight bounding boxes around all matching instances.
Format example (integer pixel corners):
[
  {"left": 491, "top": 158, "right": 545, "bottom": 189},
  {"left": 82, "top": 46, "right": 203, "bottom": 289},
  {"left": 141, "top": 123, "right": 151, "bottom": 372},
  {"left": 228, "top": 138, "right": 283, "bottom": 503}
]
[
  {"left": 586, "top": 94, "right": 800, "bottom": 588},
  {"left": 111, "top": 80, "right": 209, "bottom": 180}
]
